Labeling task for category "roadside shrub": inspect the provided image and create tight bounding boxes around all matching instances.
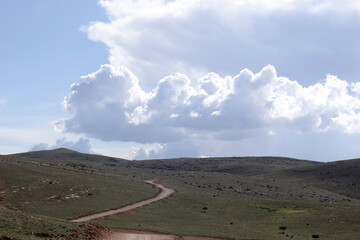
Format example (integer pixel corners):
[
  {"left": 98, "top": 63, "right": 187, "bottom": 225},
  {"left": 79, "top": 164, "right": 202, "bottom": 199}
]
[{"left": 279, "top": 226, "right": 286, "bottom": 234}]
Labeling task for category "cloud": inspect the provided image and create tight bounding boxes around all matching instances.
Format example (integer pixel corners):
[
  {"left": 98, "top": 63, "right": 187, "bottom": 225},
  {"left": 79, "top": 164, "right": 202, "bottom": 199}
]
[
  {"left": 86, "top": 0, "right": 360, "bottom": 87},
  {"left": 129, "top": 144, "right": 164, "bottom": 160},
  {"left": 130, "top": 140, "right": 200, "bottom": 160},
  {"left": 57, "top": 64, "right": 181, "bottom": 143},
  {"left": 54, "top": 0, "right": 360, "bottom": 160},
  {"left": 58, "top": 64, "right": 360, "bottom": 147},
  {"left": 131, "top": 130, "right": 360, "bottom": 161},
  {"left": 29, "top": 138, "right": 92, "bottom": 153}
]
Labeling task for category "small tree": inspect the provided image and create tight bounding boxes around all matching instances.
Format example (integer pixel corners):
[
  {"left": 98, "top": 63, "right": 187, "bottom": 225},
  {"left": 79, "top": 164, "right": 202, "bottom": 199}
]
[
  {"left": 279, "top": 226, "right": 286, "bottom": 234},
  {"left": 312, "top": 234, "right": 320, "bottom": 239}
]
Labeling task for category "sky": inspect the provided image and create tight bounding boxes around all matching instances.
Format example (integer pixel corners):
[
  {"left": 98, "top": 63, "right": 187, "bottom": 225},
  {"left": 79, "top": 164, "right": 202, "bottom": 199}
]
[{"left": 2, "top": 0, "right": 360, "bottom": 161}]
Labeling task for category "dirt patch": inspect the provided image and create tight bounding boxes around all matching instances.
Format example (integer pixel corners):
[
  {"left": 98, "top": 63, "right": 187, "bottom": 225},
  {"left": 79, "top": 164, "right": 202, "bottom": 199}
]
[
  {"left": 71, "top": 180, "right": 174, "bottom": 222},
  {"left": 106, "top": 231, "right": 174, "bottom": 240},
  {"left": 106, "top": 229, "right": 252, "bottom": 240}
]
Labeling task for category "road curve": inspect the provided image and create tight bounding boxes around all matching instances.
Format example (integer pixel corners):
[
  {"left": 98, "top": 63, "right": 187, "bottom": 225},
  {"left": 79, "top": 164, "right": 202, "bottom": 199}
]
[{"left": 71, "top": 180, "right": 174, "bottom": 223}]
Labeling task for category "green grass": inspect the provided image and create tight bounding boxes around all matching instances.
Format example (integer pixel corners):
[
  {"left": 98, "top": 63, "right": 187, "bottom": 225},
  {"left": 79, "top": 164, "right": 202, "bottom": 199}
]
[
  {"left": 95, "top": 180, "right": 360, "bottom": 239},
  {"left": 0, "top": 208, "right": 76, "bottom": 239},
  {"left": 0, "top": 156, "right": 158, "bottom": 220},
  {"left": 4, "top": 150, "right": 360, "bottom": 239},
  {"left": 119, "top": 156, "right": 320, "bottom": 176},
  {"left": 11, "top": 148, "right": 126, "bottom": 165},
  {"left": 89, "top": 165, "right": 360, "bottom": 240}
]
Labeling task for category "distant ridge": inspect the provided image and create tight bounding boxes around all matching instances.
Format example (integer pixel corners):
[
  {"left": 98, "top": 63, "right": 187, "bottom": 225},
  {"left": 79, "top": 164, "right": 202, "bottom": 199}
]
[
  {"left": 10, "top": 148, "right": 127, "bottom": 164},
  {"left": 123, "top": 156, "right": 320, "bottom": 176},
  {"left": 285, "top": 158, "right": 360, "bottom": 200}
]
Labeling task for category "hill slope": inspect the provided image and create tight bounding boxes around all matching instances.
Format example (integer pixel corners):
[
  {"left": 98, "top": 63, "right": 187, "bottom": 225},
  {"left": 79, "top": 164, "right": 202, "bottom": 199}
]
[
  {"left": 11, "top": 148, "right": 127, "bottom": 165},
  {"left": 283, "top": 158, "right": 360, "bottom": 200},
  {"left": 4, "top": 148, "right": 360, "bottom": 239},
  {"left": 122, "top": 156, "right": 320, "bottom": 176},
  {"left": 0, "top": 153, "right": 157, "bottom": 239}
]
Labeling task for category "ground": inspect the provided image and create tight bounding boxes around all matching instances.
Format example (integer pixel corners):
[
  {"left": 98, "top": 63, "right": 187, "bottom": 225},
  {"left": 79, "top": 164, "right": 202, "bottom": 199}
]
[{"left": 0, "top": 149, "right": 359, "bottom": 239}]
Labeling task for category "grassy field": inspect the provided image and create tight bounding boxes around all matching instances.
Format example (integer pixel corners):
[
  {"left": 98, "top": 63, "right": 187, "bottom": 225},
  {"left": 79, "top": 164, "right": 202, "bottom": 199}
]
[
  {"left": 0, "top": 207, "right": 113, "bottom": 240},
  {"left": 0, "top": 208, "right": 76, "bottom": 239},
  {"left": 94, "top": 167, "right": 360, "bottom": 239},
  {"left": 0, "top": 156, "right": 158, "bottom": 219},
  {"left": 2, "top": 149, "right": 360, "bottom": 239}
]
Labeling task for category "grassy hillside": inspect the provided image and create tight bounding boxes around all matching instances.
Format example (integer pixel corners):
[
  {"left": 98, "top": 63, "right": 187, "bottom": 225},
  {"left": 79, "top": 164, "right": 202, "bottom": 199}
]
[
  {"left": 283, "top": 158, "right": 360, "bottom": 200},
  {"left": 0, "top": 208, "right": 111, "bottom": 240},
  {"left": 0, "top": 154, "right": 157, "bottom": 219},
  {"left": 119, "top": 156, "right": 319, "bottom": 175},
  {"left": 0, "top": 208, "right": 76, "bottom": 239},
  {"left": 0, "top": 153, "right": 158, "bottom": 239},
  {"left": 5, "top": 149, "right": 360, "bottom": 239},
  {"left": 94, "top": 164, "right": 360, "bottom": 240},
  {"left": 96, "top": 155, "right": 360, "bottom": 239},
  {"left": 12, "top": 148, "right": 126, "bottom": 166},
  {"left": 97, "top": 182, "right": 360, "bottom": 240}
]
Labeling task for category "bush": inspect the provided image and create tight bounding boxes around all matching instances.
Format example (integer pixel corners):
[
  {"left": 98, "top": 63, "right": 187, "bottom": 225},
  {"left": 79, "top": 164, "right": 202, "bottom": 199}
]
[
  {"left": 312, "top": 234, "right": 320, "bottom": 239},
  {"left": 279, "top": 226, "right": 286, "bottom": 234}
]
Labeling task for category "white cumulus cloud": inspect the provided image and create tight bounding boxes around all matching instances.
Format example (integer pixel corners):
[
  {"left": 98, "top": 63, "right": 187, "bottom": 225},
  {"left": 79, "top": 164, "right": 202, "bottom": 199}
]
[
  {"left": 58, "top": 64, "right": 360, "bottom": 148},
  {"left": 130, "top": 140, "right": 201, "bottom": 160},
  {"left": 86, "top": 0, "right": 360, "bottom": 87},
  {"left": 55, "top": 0, "right": 360, "bottom": 160}
]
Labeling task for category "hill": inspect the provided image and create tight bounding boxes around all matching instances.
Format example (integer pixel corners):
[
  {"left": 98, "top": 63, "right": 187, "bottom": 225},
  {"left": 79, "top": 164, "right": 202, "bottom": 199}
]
[
  {"left": 11, "top": 148, "right": 126, "bottom": 165},
  {"left": 123, "top": 156, "right": 320, "bottom": 176},
  {"left": 2, "top": 148, "right": 360, "bottom": 239},
  {"left": 0, "top": 153, "right": 157, "bottom": 239},
  {"left": 283, "top": 158, "right": 360, "bottom": 200}
]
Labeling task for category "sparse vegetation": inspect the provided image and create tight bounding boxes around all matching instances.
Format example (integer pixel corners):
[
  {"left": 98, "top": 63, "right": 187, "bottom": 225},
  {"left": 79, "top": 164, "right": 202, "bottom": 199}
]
[
  {"left": 1, "top": 149, "right": 360, "bottom": 239},
  {"left": 312, "top": 234, "right": 320, "bottom": 239},
  {"left": 0, "top": 208, "right": 76, "bottom": 239},
  {"left": 279, "top": 226, "right": 286, "bottom": 234},
  {"left": 0, "top": 156, "right": 158, "bottom": 220}
]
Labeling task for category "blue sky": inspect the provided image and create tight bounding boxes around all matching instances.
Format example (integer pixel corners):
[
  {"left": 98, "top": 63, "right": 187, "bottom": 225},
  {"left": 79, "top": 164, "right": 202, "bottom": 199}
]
[
  {"left": 0, "top": 0, "right": 106, "bottom": 118},
  {"left": 2, "top": 0, "right": 360, "bottom": 161},
  {"left": 0, "top": 0, "right": 112, "bottom": 154}
]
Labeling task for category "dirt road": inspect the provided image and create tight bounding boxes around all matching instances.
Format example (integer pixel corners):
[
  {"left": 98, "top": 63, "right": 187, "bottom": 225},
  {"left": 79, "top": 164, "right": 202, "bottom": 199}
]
[
  {"left": 71, "top": 180, "right": 174, "bottom": 223},
  {"left": 106, "top": 229, "right": 248, "bottom": 240}
]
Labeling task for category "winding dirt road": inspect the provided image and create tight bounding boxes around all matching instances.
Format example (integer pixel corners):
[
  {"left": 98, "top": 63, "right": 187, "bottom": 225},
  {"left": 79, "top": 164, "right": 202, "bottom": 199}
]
[{"left": 71, "top": 180, "right": 174, "bottom": 223}]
